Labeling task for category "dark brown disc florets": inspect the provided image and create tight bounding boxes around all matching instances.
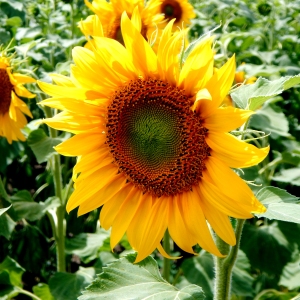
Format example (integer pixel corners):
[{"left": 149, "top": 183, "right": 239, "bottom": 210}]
[
  {"left": 161, "top": 0, "right": 183, "bottom": 23},
  {"left": 0, "top": 68, "right": 13, "bottom": 115},
  {"left": 106, "top": 79, "right": 210, "bottom": 197}
]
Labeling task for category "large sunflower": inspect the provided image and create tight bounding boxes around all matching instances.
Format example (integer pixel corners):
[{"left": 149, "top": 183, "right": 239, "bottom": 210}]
[
  {"left": 149, "top": 0, "right": 196, "bottom": 29},
  {"left": 82, "top": 0, "right": 164, "bottom": 44},
  {"left": 0, "top": 52, "right": 35, "bottom": 144},
  {"left": 38, "top": 10, "right": 269, "bottom": 263}
]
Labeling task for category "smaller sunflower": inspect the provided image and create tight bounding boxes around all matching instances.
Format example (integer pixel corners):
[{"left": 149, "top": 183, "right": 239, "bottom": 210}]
[
  {"left": 82, "top": 0, "right": 164, "bottom": 44},
  {"left": 149, "top": 0, "right": 196, "bottom": 29},
  {"left": 0, "top": 50, "right": 35, "bottom": 144}
]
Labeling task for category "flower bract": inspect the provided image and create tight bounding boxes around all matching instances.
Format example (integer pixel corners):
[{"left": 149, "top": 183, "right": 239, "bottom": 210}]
[{"left": 38, "top": 10, "right": 269, "bottom": 263}]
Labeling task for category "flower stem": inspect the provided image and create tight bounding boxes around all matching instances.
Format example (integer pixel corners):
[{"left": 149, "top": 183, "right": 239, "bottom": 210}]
[
  {"left": 16, "top": 287, "right": 41, "bottom": 300},
  {"left": 213, "top": 219, "right": 245, "bottom": 300},
  {"left": 163, "top": 230, "right": 171, "bottom": 282},
  {"left": 43, "top": 106, "right": 66, "bottom": 272}
]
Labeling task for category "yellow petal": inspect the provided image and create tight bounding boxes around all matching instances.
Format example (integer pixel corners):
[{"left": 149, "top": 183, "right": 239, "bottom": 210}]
[
  {"left": 179, "top": 36, "right": 214, "bottom": 95},
  {"left": 77, "top": 174, "right": 127, "bottom": 216},
  {"left": 100, "top": 183, "right": 134, "bottom": 230},
  {"left": 168, "top": 195, "right": 197, "bottom": 254},
  {"left": 181, "top": 190, "right": 224, "bottom": 257},
  {"left": 203, "top": 106, "right": 254, "bottom": 132},
  {"left": 196, "top": 186, "right": 236, "bottom": 246},
  {"left": 66, "top": 164, "right": 118, "bottom": 212},
  {"left": 110, "top": 187, "right": 143, "bottom": 249},
  {"left": 205, "top": 156, "right": 266, "bottom": 214},
  {"left": 121, "top": 11, "right": 157, "bottom": 77},
  {"left": 135, "top": 198, "right": 169, "bottom": 263},
  {"left": 54, "top": 129, "right": 106, "bottom": 156},
  {"left": 207, "top": 132, "right": 270, "bottom": 168}
]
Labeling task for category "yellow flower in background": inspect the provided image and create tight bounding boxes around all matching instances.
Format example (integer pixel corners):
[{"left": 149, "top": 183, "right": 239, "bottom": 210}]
[
  {"left": 149, "top": 0, "right": 196, "bottom": 29},
  {"left": 82, "top": 0, "right": 164, "bottom": 44},
  {"left": 38, "top": 10, "right": 269, "bottom": 263},
  {"left": 0, "top": 51, "right": 35, "bottom": 144},
  {"left": 235, "top": 70, "right": 257, "bottom": 85}
]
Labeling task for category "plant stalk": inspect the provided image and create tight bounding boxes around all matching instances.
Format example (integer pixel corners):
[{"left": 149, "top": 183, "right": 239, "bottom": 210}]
[
  {"left": 163, "top": 230, "right": 171, "bottom": 282},
  {"left": 213, "top": 219, "right": 245, "bottom": 300},
  {"left": 43, "top": 106, "right": 66, "bottom": 272}
]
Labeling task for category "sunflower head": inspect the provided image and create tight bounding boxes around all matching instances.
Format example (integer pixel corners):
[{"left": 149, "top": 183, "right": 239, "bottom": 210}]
[
  {"left": 0, "top": 48, "right": 35, "bottom": 144},
  {"left": 39, "top": 11, "right": 269, "bottom": 263},
  {"left": 82, "top": 0, "right": 164, "bottom": 45},
  {"left": 149, "top": 0, "right": 196, "bottom": 29}
]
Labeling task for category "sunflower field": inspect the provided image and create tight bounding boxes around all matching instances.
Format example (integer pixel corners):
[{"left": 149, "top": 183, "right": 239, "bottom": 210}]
[{"left": 1, "top": 0, "right": 300, "bottom": 299}]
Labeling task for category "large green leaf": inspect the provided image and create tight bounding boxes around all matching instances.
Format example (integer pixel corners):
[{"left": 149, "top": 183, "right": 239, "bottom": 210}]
[
  {"left": 27, "top": 128, "right": 63, "bottom": 164},
  {"left": 79, "top": 254, "right": 205, "bottom": 300},
  {"left": 11, "top": 190, "right": 60, "bottom": 221},
  {"left": 49, "top": 267, "right": 95, "bottom": 300},
  {"left": 0, "top": 206, "right": 11, "bottom": 217},
  {"left": 240, "top": 223, "right": 291, "bottom": 275},
  {"left": 230, "top": 74, "right": 300, "bottom": 110},
  {"left": 65, "top": 230, "right": 110, "bottom": 263}
]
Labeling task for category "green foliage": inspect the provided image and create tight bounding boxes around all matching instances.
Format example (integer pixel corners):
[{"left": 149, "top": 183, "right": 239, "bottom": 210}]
[{"left": 79, "top": 254, "right": 205, "bottom": 300}]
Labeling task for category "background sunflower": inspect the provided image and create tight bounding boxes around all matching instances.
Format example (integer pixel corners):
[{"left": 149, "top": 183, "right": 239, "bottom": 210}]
[{"left": 0, "top": 52, "right": 35, "bottom": 144}]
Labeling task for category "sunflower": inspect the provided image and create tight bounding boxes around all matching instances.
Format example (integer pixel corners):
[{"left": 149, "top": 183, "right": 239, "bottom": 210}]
[
  {"left": 149, "top": 0, "right": 196, "bottom": 29},
  {"left": 0, "top": 51, "right": 35, "bottom": 144},
  {"left": 82, "top": 0, "right": 164, "bottom": 44},
  {"left": 38, "top": 9, "right": 269, "bottom": 263}
]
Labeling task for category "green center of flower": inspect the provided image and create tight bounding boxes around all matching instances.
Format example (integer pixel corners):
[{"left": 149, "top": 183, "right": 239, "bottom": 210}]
[
  {"left": 119, "top": 101, "right": 181, "bottom": 177},
  {"left": 106, "top": 79, "right": 210, "bottom": 197},
  {"left": 0, "top": 68, "right": 13, "bottom": 115}
]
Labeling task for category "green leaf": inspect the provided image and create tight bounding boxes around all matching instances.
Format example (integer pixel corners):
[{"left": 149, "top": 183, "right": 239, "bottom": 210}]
[
  {"left": 249, "top": 104, "right": 290, "bottom": 137},
  {"left": 273, "top": 168, "right": 300, "bottom": 186},
  {"left": 0, "top": 206, "right": 11, "bottom": 217},
  {"left": 230, "top": 74, "right": 300, "bottom": 110},
  {"left": 279, "top": 255, "right": 300, "bottom": 290},
  {"left": 0, "top": 257, "right": 25, "bottom": 287},
  {"left": 181, "top": 251, "right": 214, "bottom": 299},
  {"left": 256, "top": 203, "right": 300, "bottom": 223},
  {"left": 11, "top": 190, "right": 60, "bottom": 221},
  {"left": 27, "top": 129, "right": 63, "bottom": 164},
  {"left": 0, "top": 176, "right": 10, "bottom": 203},
  {"left": 240, "top": 223, "right": 291, "bottom": 275},
  {"left": 256, "top": 187, "right": 299, "bottom": 205},
  {"left": 6, "top": 16, "right": 22, "bottom": 27},
  {"left": 79, "top": 254, "right": 205, "bottom": 300},
  {"left": 0, "top": 213, "right": 15, "bottom": 240},
  {"left": 33, "top": 283, "right": 55, "bottom": 300},
  {"left": 65, "top": 230, "right": 110, "bottom": 264},
  {"left": 49, "top": 268, "right": 95, "bottom": 300},
  {"left": 255, "top": 187, "right": 300, "bottom": 223}
]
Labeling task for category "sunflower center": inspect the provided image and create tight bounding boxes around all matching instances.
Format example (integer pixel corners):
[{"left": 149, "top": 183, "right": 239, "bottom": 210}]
[
  {"left": 106, "top": 79, "right": 210, "bottom": 197},
  {"left": 0, "top": 68, "right": 13, "bottom": 115},
  {"left": 161, "top": 1, "right": 183, "bottom": 22}
]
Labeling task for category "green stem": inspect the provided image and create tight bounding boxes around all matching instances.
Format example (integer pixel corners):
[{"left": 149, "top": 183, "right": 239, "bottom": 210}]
[
  {"left": 16, "top": 287, "right": 41, "bottom": 300},
  {"left": 163, "top": 230, "right": 171, "bottom": 282},
  {"left": 43, "top": 106, "right": 66, "bottom": 272},
  {"left": 213, "top": 219, "right": 245, "bottom": 300}
]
